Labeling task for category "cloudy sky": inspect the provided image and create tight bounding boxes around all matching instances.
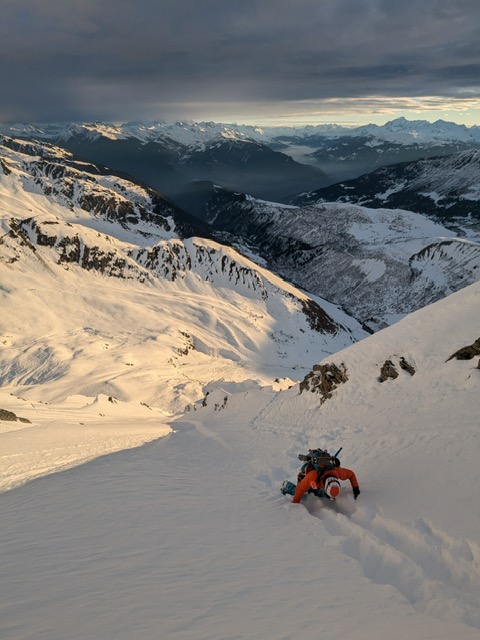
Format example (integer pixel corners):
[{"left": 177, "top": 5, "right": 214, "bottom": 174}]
[{"left": 2, "top": 0, "right": 480, "bottom": 126}]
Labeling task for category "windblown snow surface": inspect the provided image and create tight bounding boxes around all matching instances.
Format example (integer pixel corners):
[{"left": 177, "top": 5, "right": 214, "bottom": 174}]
[{"left": 1, "top": 277, "right": 480, "bottom": 639}]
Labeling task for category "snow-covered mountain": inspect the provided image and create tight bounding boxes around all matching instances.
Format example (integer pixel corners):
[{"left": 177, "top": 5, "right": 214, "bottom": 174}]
[
  {"left": 0, "top": 135, "right": 366, "bottom": 415},
  {"left": 2, "top": 130, "right": 479, "bottom": 336},
  {"left": 193, "top": 186, "right": 480, "bottom": 331},
  {"left": 1, "top": 261, "right": 479, "bottom": 639},
  {"left": 4, "top": 117, "right": 479, "bottom": 147},
  {"left": 4, "top": 117, "right": 480, "bottom": 200},
  {"left": 293, "top": 149, "right": 480, "bottom": 224},
  {"left": 274, "top": 118, "right": 480, "bottom": 183},
  {"left": 355, "top": 116, "right": 480, "bottom": 144},
  {"left": 0, "top": 122, "right": 327, "bottom": 202},
  {"left": 0, "top": 120, "right": 268, "bottom": 145}
]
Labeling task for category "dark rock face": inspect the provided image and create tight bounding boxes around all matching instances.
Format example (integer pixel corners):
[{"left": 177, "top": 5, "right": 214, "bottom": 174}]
[
  {"left": 447, "top": 338, "right": 480, "bottom": 361},
  {"left": 13, "top": 217, "right": 151, "bottom": 281},
  {"left": 0, "top": 408, "right": 31, "bottom": 423},
  {"left": 379, "top": 360, "right": 399, "bottom": 382},
  {"left": 1, "top": 158, "right": 12, "bottom": 175},
  {"left": 0, "top": 408, "right": 18, "bottom": 421},
  {"left": 300, "top": 299, "right": 339, "bottom": 335},
  {"left": 399, "top": 357, "right": 416, "bottom": 376}
]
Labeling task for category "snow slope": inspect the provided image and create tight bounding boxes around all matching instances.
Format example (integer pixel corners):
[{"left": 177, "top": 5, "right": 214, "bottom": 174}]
[{"left": 1, "top": 280, "right": 480, "bottom": 639}]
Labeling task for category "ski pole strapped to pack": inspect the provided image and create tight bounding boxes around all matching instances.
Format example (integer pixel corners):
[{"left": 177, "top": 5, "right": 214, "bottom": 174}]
[{"left": 298, "top": 447, "right": 343, "bottom": 469}]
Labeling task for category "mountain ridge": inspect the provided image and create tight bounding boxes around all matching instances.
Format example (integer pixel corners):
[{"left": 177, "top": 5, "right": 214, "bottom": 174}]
[
  {"left": 3, "top": 116, "right": 480, "bottom": 146},
  {"left": 194, "top": 185, "right": 480, "bottom": 331},
  {"left": 0, "top": 135, "right": 365, "bottom": 412},
  {"left": 292, "top": 148, "right": 480, "bottom": 224}
]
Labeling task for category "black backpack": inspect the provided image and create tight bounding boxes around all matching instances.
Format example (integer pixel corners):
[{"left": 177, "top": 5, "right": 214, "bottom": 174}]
[{"left": 296, "top": 448, "right": 341, "bottom": 483}]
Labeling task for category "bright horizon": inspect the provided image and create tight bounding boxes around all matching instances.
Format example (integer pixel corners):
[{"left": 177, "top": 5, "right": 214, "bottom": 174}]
[
  {"left": 181, "top": 111, "right": 480, "bottom": 129},
  {"left": 10, "top": 110, "right": 480, "bottom": 130},
  {"left": 138, "top": 98, "right": 480, "bottom": 129}
]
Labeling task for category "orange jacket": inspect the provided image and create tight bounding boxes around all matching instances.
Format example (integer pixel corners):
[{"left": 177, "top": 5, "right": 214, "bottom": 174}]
[{"left": 292, "top": 467, "right": 359, "bottom": 503}]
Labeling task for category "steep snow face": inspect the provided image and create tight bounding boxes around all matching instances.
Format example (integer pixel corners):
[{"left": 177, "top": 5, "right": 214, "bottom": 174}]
[
  {"left": 0, "top": 278, "right": 480, "bottom": 639},
  {"left": 0, "top": 136, "right": 366, "bottom": 414},
  {"left": 199, "top": 189, "right": 480, "bottom": 330},
  {"left": 261, "top": 279, "right": 480, "bottom": 539}
]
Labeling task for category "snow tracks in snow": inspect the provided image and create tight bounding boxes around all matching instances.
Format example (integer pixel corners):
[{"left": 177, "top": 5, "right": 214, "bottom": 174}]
[{"left": 311, "top": 502, "right": 480, "bottom": 630}]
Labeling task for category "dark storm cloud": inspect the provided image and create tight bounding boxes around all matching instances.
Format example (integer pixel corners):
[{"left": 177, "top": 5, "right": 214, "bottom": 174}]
[{"left": 1, "top": 0, "right": 480, "bottom": 122}]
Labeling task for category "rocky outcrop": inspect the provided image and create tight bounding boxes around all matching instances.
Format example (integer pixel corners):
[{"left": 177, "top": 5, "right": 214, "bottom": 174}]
[
  {"left": 0, "top": 408, "right": 31, "bottom": 423},
  {"left": 399, "top": 357, "right": 416, "bottom": 376},
  {"left": 0, "top": 158, "right": 11, "bottom": 175},
  {"left": 447, "top": 338, "right": 480, "bottom": 361},
  {"left": 379, "top": 360, "right": 399, "bottom": 382},
  {"left": 12, "top": 217, "right": 151, "bottom": 281},
  {"left": 379, "top": 356, "right": 416, "bottom": 382},
  {"left": 299, "top": 362, "right": 348, "bottom": 403},
  {"left": 300, "top": 299, "right": 339, "bottom": 334}
]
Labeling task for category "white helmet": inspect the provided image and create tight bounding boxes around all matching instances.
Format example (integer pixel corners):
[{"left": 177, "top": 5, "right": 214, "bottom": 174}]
[{"left": 324, "top": 476, "right": 341, "bottom": 499}]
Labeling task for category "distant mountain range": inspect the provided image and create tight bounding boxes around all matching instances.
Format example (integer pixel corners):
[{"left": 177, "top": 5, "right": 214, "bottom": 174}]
[
  {"left": 270, "top": 116, "right": 480, "bottom": 183},
  {"left": 1, "top": 118, "right": 480, "bottom": 334},
  {"left": 5, "top": 116, "right": 479, "bottom": 147},
  {"left": 2, "top": 117, "right": 480, "bottom": 204},
  {"left": 0, "top": 121, "right": 327, "bottom": 203}
]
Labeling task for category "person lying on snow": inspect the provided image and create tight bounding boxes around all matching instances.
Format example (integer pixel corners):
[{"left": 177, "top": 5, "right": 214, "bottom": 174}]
[{"left": 281, "top": 448, "right": 360, "bottom": 503}]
